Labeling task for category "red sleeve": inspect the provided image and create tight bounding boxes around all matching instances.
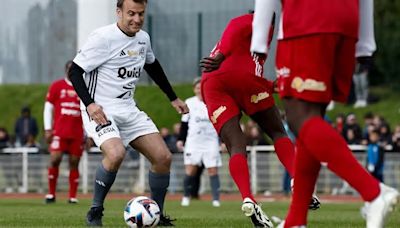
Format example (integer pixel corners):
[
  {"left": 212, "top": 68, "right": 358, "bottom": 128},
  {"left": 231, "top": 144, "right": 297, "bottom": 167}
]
[
  {"left": 218, "top": 17, "right": 250, "bottom": 57},
  {"left": 46, "top": 82, "right": 57, "bottom": 104}
]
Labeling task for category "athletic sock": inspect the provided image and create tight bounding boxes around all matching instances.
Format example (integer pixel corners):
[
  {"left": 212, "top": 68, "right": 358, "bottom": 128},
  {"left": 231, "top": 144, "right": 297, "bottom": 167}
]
[
  {"left": 299, "top": 117, "right": 380, "bottom": 201},
  {"left": 273, "top": 137, "right": 295, "bottom": 177},
  {"left": 48, "top": 167, "right": 59, "bottom": 196},
  {"left": 92, "top": 163, "right": 117, "bottom": 208},
  {"left": 183, "top": 175, "right": 195, "bottom": 197},
  {"left": 149, "top": 171, "right": 170, "bottom": 213},
  {"left": 209, "top": 174, "right": 220, "bottom": 201},
  {"left": 69, "top": 169, "right": 79, "bottom": 199},
  {"left": 285, "top": 140, "right": 320, "bottom": 227},
  {"left": 229, "top": 153, "right": 256, "bottom": 202}
]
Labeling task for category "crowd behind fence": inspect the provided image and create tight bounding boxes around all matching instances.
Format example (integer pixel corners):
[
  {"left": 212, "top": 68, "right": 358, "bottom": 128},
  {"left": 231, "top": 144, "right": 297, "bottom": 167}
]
[{"left": 1, "top": 145, "right": 399, "bottom": 195}]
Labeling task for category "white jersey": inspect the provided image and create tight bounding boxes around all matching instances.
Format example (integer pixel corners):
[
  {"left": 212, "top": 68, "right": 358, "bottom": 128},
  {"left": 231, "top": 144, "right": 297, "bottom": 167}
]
[
  {"left": 73, "top": 23, "right": 155, "bottom": 112},
  {"left": 182, "top": 96, "right": 219, "bottom": 153}
]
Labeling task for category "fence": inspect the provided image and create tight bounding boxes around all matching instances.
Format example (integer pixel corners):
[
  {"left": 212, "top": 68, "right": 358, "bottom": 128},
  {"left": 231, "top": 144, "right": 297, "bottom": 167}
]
[{"left": 1, "top": 146, "right": 399, "bottom": 195}]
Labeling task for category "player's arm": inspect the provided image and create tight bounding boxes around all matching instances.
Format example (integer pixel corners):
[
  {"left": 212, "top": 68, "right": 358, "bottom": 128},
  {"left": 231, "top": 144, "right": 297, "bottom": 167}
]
[
  {"left": 251, "top": 0, "right": 278, "bottom": 55},
  {"left": 69, "top": 62, "right": 108, "bottom": 125},
  {"left": 144, "top": 59, "right": 189, "bottom": 114},
  {"left": 43, "top": 101, "right": 54, "bottom": 144}
]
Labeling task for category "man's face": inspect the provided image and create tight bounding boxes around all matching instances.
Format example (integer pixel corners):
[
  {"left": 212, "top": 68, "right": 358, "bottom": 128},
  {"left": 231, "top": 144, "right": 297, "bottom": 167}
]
[{"left": 117, "top": 0, "right": 146, "bottom": 36}]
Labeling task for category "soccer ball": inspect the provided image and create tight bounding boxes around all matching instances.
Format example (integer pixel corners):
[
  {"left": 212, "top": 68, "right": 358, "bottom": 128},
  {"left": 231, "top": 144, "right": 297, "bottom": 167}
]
[{"left": 124, "top": 196, "right": 160, "bottom": 228}]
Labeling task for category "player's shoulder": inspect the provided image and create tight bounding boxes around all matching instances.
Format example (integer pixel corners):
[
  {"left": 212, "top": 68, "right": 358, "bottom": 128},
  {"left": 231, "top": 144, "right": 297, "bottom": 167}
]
[
  {"left": 230, "top": 13, "right": 253, "bottom": 25},
  {"left": 136, "top": 30, "right": 151, "bottom": 41},
  {"left": 51, "top": 78, "right": 67, "bottom": 87},
  {"left": 89, "top": 23, "right": 117, "bottom": 40}
]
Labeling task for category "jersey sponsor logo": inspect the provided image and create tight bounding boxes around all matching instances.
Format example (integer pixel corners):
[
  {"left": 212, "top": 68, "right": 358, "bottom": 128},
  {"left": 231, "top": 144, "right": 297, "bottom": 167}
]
[
  {"left": 211, "top": 106, "right": 227, "bottom": 124},
  {"left": 117, "top": 67, "right": 141, "bottom": 79},
  {"left": 276, "top": 67, "right": 291, "bottom": 78},
  {"left": 61, "top": 108, "right": 81, "bottom": 117},
  {"left": 291, "top": 77, "right": 327, "bottom": 93},
  {"left": 250, "top": 92, "right": 270, "bottom": 104},
  {"left": 138, "top": 41, "right": 146, "bottom": 45}
]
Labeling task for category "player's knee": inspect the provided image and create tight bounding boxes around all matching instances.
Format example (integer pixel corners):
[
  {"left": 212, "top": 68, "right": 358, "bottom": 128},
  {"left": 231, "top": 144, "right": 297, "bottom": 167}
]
[{"left": 153, "top": 151, "right": 172, "bottom": 169}]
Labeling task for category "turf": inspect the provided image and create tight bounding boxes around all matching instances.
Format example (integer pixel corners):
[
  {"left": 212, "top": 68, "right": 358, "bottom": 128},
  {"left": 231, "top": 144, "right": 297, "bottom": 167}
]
[{"left": 0, "top": 198, "right": 399, "bottom": 227}]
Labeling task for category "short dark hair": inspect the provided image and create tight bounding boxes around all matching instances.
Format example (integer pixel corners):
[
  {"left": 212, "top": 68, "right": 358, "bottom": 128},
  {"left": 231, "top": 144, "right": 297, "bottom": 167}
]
[{"left": 117, "top": 0, "right": 147, "bottom": 8}]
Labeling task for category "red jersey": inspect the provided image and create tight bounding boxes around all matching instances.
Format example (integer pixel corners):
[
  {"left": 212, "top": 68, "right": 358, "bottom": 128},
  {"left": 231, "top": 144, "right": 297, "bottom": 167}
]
[
  {"left": 279, "top": 0, "right": 359, "bottom": 39},
  {"left": 203, "top": 14, "right": 272, "bottom": 79},
  {"left": 46, "top": 79, "right": 83, "bottom": 139}
]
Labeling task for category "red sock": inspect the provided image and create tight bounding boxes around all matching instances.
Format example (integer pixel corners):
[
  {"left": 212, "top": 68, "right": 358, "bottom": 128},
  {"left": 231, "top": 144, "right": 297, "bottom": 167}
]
[
  {"left": 274, "top": 137, "right": 295, "bottom": 177},
  {"left": 285, "top": 140, "right": 320, "bottom": 227},
  {"left": 69, "top": 169, "right": 80, "bottom": 199},
  {"left": 48, "top": 167, "right": 59, "bottom": 196},
  {"left": 299, "top": 117, "right": 380, "bottom": 201},
  {"left": 229, "top": 153, "right": 256, "bottom": 202}
]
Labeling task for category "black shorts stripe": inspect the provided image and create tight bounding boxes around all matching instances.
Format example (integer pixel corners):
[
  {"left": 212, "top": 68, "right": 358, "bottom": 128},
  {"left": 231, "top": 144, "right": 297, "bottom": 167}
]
[{"left": 91, "top": 69, "right": 98, "bottom": 100}]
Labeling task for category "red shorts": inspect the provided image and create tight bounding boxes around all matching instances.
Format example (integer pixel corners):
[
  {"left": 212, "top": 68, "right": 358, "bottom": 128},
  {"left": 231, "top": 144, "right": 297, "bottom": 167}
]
[
  {"left": 201, "top": 72, "right": 275, "bottom": 133},
  {"left": 49, "top": 136, "right": 84, "bottom": 157},
  {"left": 276, "top": 34, "right": 357, "bottom": 103}
]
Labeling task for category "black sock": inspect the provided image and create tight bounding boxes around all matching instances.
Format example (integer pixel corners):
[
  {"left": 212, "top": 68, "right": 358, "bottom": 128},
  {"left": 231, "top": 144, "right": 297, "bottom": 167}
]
[
  {"left": 183, "top": 175, "right": 196, "bottom": 197},
  {"left": 92, "top": 163, "right": 117, "bottom": 208},
  {"left": 210, "top": 174, "right": 220, "bottom": 201},
  {"left": 149, "top": 171, "right": 170, "bottom": 213}
]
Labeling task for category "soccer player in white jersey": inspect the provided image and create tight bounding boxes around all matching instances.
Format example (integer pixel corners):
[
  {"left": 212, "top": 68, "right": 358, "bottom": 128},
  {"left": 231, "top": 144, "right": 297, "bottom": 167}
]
[
  {"left": 69, "top": 0, "right": 188, "bottom": 226},
  {"left": 176, "top": 78, "right": 222, "bottom": 207}
]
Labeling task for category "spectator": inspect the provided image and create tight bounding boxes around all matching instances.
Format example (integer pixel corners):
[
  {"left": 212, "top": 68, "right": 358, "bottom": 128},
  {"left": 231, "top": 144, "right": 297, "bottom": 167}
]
[
  {"left": 342, "top": 113, "right": 362, "bottom": 144},
  {"left": 392, "top": 125, "right": 400, "bottom": 152},
  {"left": 14, "top": 106, "right": 38, "bottom": 147},
  {"left": 334, "top": 113, "right": 346, "bottom": 134},
  {"left": 379, "top": 123, "right": 392, "bottom": 149},
  {"left": 366, "top": 129, "right": 385, "bottom": 182},
  {"left": 0, "top": 127, "right": 10, "bottom": 149},
  {"left": 362, "top": 112, "right": 375, "bottom": 143}
]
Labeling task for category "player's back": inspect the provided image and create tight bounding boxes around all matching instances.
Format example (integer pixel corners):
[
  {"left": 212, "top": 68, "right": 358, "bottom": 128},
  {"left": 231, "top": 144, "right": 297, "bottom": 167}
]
[{"left": 280, "top": 0, "right": 359, "bottom": 39}]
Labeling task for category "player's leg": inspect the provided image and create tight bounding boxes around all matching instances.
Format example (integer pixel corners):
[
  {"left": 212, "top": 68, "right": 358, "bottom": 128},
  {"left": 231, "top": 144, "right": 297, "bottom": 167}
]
[
  {"left": 181, "top": 164, "right": 198, "bottom": 206},
  {"left": 250, "top": 106, "right": 294, "bottom": 176},
  {"left": 82, "top": 113, "right": 123, "bottom": 226},
  {"left": 46, "top": 149, "right": 63, "bottom": 203},
  {"left": 191, "top": 163, "right": 204, "bottom": 199},
  {"left": 130, "top": 133, "right": 174, "bottom": 225},
  {"left": 206, "top": 167, "right": 220, "bottom": 207},
  {"left": 67, "top": 138, "right": 84, "bottom": 203}
]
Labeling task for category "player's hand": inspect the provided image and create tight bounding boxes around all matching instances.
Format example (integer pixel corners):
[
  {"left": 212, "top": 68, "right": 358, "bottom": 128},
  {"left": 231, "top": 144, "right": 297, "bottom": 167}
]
[
  {"left": 87, "top": 103, "right": 108, "bottom": 125},
  {"left": 176, "top": 140, "right": 184, "bottom": 152},
  {"left": 44, "top": 130, "right": 53, "bottom": 144},
  {"left": 199, "top": 52, "right": 225, "bottom": 72},
  {"left": 171, "top": 98, "right": 189, "bottom": 114}
]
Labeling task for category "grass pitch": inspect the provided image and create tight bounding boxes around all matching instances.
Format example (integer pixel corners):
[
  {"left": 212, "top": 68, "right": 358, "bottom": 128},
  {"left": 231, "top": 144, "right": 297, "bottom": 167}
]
[{"left": 0, "top": 197, "right": 399, "bottom": 227}]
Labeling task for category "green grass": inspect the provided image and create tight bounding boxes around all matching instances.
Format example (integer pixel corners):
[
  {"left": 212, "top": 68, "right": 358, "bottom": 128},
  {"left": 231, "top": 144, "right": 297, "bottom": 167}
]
[{"left": 0, "top": 198, "right": 399, "bottom": 227}]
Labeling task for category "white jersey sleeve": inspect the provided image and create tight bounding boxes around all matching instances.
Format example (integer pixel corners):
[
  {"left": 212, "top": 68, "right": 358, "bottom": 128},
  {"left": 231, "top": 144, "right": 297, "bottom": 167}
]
[
  {"left": 181, "top": 112, "right": 190, "bottom": 123},
  {"left": 356, "top": 0, "right": 376, "bottom": 57},
  {"left": 43, "top": 101, "right": 54, "bottom": 131},
  {"left": 74, "top": 31, "right": 110, "bottom": 73},
  {"left": 250, "top": 0, "right": 278, "bottom": 54}
]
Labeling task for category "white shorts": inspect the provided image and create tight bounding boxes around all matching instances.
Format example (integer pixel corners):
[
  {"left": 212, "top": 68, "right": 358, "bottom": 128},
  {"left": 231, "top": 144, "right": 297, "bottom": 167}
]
[
  {"left": 183, "top": 149, "right": 222, "bottom": 168},
  {"left": 82, "top": 106, "right": 159, "bottom": 147}
]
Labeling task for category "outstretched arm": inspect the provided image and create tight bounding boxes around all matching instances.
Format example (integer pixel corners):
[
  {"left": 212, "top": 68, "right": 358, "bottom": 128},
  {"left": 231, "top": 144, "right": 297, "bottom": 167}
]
[{"left": 144, "top": 59, "right": 189, "bottom": 114}]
